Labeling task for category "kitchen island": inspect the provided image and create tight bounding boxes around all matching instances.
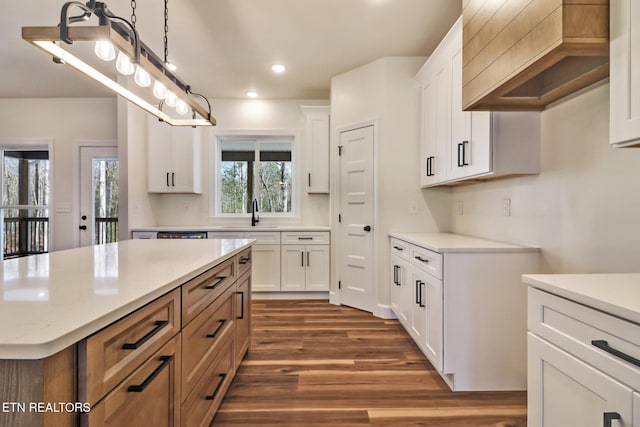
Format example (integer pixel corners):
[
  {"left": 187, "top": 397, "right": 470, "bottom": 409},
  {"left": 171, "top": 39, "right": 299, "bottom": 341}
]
[{"left": 0, "top": 238, "right": 253, "bottom": 427}]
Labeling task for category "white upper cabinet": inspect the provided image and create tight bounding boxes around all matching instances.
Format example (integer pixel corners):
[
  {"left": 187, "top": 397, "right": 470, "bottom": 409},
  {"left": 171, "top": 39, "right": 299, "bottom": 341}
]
[
  {"left": 417, "top": 17, "right": 540, "bottom": 188},
  {"left": 147, "top": 117, "right": 202, "bottom": 193},
  {"left": 610, "top": 0, "right": 640, "bottom": 147},
  {"left": 301, "top": 106, "right": 330, "bottom": 193}
]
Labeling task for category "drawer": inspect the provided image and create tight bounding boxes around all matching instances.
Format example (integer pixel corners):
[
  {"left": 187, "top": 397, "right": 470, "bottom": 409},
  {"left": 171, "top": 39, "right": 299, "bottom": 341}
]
[
  {"left": 83, "top": 334, "right": 181, "bottom": 427},
  {"left": 281, "top": 231, "right": 329, "bottom": 245},
  {"left": 181, "top": 284, "right": 235, "bottom": 402},
  {"left": 181, "top": 335, "right": 235, "bottom": 427},
  {"left": 182, "top": 258, "right": 236, "bottom": 327},
  {"left": 79, "top": 289, "right": 180, "bottom": 406},
  {"left": 207, "top": 231, "right": 244, "bottom": 240},
  {"left": 243, "top": 231, "right": 281, "bottom": 244},
  {"left": 390, "top": 237, "right": 411, "bottom": 261},
  {"left": 528, "top": 287, "right": 640, "bottom": 390},
  {"left": 236, "top": 247, "right": 252, "bottom": 278},
  {"left": 409, "top": 244, "right": 443, "bottom": 279}
]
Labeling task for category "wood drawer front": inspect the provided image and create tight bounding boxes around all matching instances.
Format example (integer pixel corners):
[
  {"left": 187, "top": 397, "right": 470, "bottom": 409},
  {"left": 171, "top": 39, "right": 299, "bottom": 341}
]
[
  {"left": 181, "top": 284, "right": 235, "bottom": 402},
  {"left": 409, "top": 245, "right": 443, "bottom": 279},
  {"left": 79, "top": 289, "right": 180, "bottom": 405},
  {"left": 281, "top": 231, "right": 330, "bottom": 245},
  {"left": 243, "top": 231, "right": 281, "bottom": 244},
  {"left": 182, "top": 258, "right": 235, "bottom": 327},
  {"left": 236, "top": 248, "right": 252, "bottom": 278},
  {"left": 528, "top": 287, "right": 640, "bottom": 390},
  {"left": 390, "top": 238, "right": 411, "bottom": 261},
  {"left": 181, "top": 336, "right": 235, "bottom": 427},
  {"left": 83, "top": 333, "right": 181, "bottom": 427}
]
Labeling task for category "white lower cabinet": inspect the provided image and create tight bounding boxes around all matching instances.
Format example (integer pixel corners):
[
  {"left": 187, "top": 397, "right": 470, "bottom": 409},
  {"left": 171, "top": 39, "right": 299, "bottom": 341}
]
[
  {"left": 281, "top": 244, "right": 330, "bottom": 291},
  {"left": 251, "top": 244, "right": 281, "bottom": 292},
  {"left": 389, "top": 233, "right": 539, "bottom": 391},
  {"left": 526, "top": 285, "right": 640, "bottom": 426}
]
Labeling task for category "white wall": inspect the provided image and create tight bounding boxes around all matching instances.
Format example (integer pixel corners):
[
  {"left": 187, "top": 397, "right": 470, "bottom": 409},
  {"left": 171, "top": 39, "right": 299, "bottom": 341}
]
[
  {"left": 451, "top": 82, "right": 640, "bottom": 274},
  {"left": 0, "top": 98, "right": 117, "bottom": 251},
  {"left": 134, "top": 98, "right": 331, "bottom": 227},
  {"left": 330, "top": 57, "right": 451, "bottom": 316}
]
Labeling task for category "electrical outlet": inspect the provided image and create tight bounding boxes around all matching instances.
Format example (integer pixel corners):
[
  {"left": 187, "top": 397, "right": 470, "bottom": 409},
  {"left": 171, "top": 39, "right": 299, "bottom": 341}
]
[
  {"left": 502, "top": 198, "right": 511, "bottom": 216},
  {"left": 457, "top": 201, "right": 464, "bottom": 215}
]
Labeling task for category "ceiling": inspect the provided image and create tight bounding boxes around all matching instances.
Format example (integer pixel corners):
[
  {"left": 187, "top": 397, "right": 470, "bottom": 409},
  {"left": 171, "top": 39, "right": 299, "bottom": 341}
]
[{"left": 0, "top": 0, "right": 461, "bottom": 100}]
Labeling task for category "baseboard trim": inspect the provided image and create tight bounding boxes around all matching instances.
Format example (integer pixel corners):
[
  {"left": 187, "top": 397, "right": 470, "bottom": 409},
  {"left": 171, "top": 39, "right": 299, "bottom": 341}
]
[{"left": 373, "top": 304, "right": 396, "bottom": 320}]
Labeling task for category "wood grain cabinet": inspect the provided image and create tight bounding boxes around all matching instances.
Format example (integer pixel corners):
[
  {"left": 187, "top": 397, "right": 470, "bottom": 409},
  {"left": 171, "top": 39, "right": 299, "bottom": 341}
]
[
  {"left": 417, "top": 17, "right": 540, "bottom": 188},
  {"left": 610, "top": 0, "right": 640, "bottom": 147},
  {"left": 147, "top": 116, "right": 203, "bottom": 193},
  {"left": 527, "top": 287, "right": 640, "bottom": 426}
]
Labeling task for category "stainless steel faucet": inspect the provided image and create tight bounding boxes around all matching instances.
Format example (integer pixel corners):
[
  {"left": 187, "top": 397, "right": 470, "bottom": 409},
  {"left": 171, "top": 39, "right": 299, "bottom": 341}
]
[{"left": 251, "top": 198, "right": 259, "bottom": 226}]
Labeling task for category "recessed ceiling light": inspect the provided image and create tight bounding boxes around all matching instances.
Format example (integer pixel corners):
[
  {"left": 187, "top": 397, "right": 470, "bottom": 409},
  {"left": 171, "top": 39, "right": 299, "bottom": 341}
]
[
  {"left": 271, "top": 64, "right": 286, "bottom": 73},
  {"left": 246, "top": 91, "right": 258, "bottom": 98}
]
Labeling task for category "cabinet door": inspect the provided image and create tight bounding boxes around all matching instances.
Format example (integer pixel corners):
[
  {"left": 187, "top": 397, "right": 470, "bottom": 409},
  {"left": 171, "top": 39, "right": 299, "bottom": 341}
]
[
  {"left": 235, "top": 271, "right": 251, "bottom": 366},
  {"left": 147, "top": 117, "right": 173, "bottom": 193},
  {"left": 170, "top": 126, "right": 202, "bottom": 193},
  {"left": 423, "top": 274, "right": 443, "bottom": 372},
  {"left": 528, "top": 333, "right": 633, "bottom": 427},
  {"left": 303, "top": 106, "right": 330, "bottom": 193},
  {"left": 306, "top": 245, "right": 330, "bottom": 291},
  {"left": 610, "top": 0, "right": 640, "bottom": 147},
  {"left": 390, "top": 256, "right": 411, "bottom": 329},
  {"left": 420, "top": 77, "right": 447, "bottom": 187},
  {"left": 281, "top": 245, "right": 306, "bottom": 291},
  {"left": 409, "top": 269, "right": 427, "bottom": 348},
  {"left": 252, "top": 244, "right": 281, "bottom": 292}
]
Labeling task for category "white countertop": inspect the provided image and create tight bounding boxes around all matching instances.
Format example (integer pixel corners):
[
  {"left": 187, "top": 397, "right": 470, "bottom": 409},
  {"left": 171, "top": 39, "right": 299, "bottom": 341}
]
[
  {"left": 389, "top": 232, "right": 539, "bottom": 253},
  {"left": 0, "top": 239, "right": 253, "bottom": 360},
  {"left": 132, "top": 225, "right": 331, "bottom": 232},
  {"left": 523, "top": 273, "right": 640, "bottom": 324}
]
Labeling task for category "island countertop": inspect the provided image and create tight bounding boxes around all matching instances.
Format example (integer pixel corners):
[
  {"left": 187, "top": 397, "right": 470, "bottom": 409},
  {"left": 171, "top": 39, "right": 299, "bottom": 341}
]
[{"left": 0, "top": 238, "right": 253, "bottom": 360}]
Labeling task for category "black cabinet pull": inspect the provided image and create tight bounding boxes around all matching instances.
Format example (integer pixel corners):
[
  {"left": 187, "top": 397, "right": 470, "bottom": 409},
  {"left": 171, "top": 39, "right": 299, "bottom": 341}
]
[
  {"left": 127, "top": 355, "right": 173, "bottom": 393},
  {"left": 307, "top": 251, "right": 310, "bottom": 267},
  {"left": 393, "top": 265, "right": 398, "bottom": 285},
  {"left": 166, "top": 172, "right": 170, "bottom": 186},
  {"left": 461, "top": 140, "right": 469, "bottom": 166},
  {"left": 396, "top": 266, "right": 401, "bottom": 286},
  {"left": 206, "top": 320, "right": 227, "bottom": 339},
  {"left": 171, "top": 172, "right": 175, "bottom": 187},
  {"left": 308, "top": 173, "right": 311, "bottom": 187},
  {"left": 122, "top": 320, "right": 169, "bottom": 350},
  {"left": 603, "top": 412, "right": 621, "bottom": 427},
  {"left": 419, "top": 281, "right": 425, "bottom": 308},
  {"left": 591, "top": 340, "right": 640, "bottom": 368},
  {"left": 393, "top": 245, "right": 404, "bottom": 251},
  {"left": 298, "top": 237, "right": 314, "bottom": 240},
  {"left": 415, "top": 280, "right": 420, "bottom": 305},
  {"left": 239, "top": 257, "right": 251, "bottom": 264},
  {"left": 205, "top": 373, "right": 228, "bottom": 400},
  {"left": 426, "top": 156, "right": 435, "bottom": 177},
  {"left": 237, "top": 292, "right": 245, "bottom": 319},
  {"left": 301, "top": 251, "right": 304, "bottom": 266},
  {"left": 414, "top": 256, "right": 429, "bottom": 263},
  {"left": 204, "top": 276, "right": 227, "bottom": 290}
]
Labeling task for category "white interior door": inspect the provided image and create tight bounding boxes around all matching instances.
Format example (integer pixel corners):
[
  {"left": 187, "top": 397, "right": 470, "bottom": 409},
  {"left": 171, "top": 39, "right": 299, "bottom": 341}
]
[
  {"left": 338, "top": 125, "right": 374, "bottom": 312},
  {"left": 79, "top": 147, "right": 118, "bottom": 247}
]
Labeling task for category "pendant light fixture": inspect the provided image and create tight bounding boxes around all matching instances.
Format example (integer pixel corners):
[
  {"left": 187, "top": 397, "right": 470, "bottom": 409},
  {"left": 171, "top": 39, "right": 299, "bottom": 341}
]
[{"left": 22, "top": 0, "right": 215, "bottom": 126}]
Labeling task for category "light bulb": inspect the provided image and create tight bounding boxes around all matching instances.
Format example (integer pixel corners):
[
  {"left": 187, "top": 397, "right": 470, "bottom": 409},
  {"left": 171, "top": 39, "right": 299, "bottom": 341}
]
[
  {"left": 94, "top": 41, "right": 116, "bottom": 61},
  {"left": 165, "top": 91, "right": 177, "bottom": 107},
  {"left": 165, "top": 61, "right": 177, "bottom": 71},
  {"left": 134, "top": 66, "right": 151, "bottom": 87},
  {"left": 115, "top": 51, "right": 135, "bottom": 75},
  {"left": 153, "top": 81, "right": 167, "bottom": 99},
  {"left": 176, "top": 99, "right": 189, "bottom": 115}
]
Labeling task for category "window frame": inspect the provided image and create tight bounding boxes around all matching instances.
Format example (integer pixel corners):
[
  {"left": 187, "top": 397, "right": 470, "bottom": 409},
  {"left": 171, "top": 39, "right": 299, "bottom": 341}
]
[{"left": 210, "top": 129, "right": 300, "bottom": 222}]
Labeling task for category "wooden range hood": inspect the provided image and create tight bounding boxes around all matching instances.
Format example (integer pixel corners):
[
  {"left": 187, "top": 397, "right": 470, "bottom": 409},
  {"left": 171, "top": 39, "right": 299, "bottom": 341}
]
[{"left": 462, "top": 0, "right": 609, "bottom": 111}]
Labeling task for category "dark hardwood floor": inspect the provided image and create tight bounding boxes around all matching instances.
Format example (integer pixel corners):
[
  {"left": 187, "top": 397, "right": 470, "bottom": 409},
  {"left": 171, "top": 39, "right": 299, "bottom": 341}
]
[{"left": 213, "top": 300, "right": 527, "bottom": 426}]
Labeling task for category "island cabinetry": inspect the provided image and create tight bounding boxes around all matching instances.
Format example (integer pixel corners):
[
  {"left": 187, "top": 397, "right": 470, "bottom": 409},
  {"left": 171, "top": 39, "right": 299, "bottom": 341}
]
[
  {"left": 526, "top": 286, "right": 640, "bottom": 426},
  {"left": 78, "top": 289, "right": 181, "bottom": 406},
  {"left": 235, "top": 268, "right": 252, "bottom": 367},
  {"left": 181, "top": 258, "right": 236, "bottom": 326},
  {"left": 83, "top": 334, "right": 181, "bottom": 427}
]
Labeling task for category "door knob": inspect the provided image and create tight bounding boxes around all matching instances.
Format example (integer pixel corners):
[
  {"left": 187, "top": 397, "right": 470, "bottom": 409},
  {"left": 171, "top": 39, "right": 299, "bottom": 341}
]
[
  {"left": 81, "top": 215, "right": 87, "bottom": 220},
  {"left": 79, "top": 225, "right": 87, "bottom": 230},
  {"left": 363, "top": 225, "right": 372, "bottom": 232}
]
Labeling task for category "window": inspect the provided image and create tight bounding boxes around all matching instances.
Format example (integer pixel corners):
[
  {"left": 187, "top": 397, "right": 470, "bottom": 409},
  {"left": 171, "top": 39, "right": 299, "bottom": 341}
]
[{"left": 214, "top": 134, "right": 297, "bottom": 217}]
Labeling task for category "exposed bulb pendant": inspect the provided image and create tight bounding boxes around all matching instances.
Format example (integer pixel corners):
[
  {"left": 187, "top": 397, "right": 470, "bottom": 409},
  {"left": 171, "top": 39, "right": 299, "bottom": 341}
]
[
  {"left": 153, "top": 81, "right": 167, "bottom": 99},
  {"left": 165, "top": 61, "right": 177, "bottom": 71},
  {"left": 165, "top": 90, "right": 177, "bottom": 107},
  {"left": 176, "top": 99, "right": 188, "bottom": 115},
  {"left": 134, "top": 66, "right": 151, "bottom": 87},
  {"left": 115, "top": 51, "right": 135, "bottom": 75},
  {"left": 94, "top": 40, "right": 116, "bottom": 61}
]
